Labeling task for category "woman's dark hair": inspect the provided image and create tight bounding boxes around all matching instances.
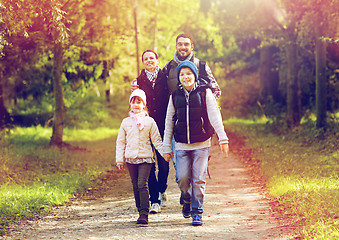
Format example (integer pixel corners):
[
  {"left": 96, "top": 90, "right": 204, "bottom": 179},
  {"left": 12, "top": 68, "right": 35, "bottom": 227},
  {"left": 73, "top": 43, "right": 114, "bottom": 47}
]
[{"left": 141, "top": 50, "right": 158, "bottom": 61}]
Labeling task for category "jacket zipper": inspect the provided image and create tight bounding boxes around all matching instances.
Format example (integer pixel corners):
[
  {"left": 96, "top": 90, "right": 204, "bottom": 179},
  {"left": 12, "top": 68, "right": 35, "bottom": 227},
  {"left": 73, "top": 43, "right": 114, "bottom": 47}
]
[{"left": 186, "top": 94, "right": 190, "bottom": 144}]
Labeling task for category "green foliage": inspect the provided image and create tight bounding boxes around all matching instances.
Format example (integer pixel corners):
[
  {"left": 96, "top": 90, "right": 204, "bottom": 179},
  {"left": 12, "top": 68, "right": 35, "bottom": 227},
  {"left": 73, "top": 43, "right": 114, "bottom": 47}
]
[
  {"left": 64, "top": 95, "right": 128, "bottom": 129},
  {"left": 221, "top": 73, "right": 261, "bottom": 118},
  {"left": 224, "top": 118, "right": 339, "bottom": 239}
]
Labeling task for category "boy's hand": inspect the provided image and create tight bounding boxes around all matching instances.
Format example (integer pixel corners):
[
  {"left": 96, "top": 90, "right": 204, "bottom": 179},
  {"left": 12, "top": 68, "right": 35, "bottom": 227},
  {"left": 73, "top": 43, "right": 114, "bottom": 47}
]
[
  {"left": 220, "top": 143, "right": 229, "bottom": 157},
  {"left": 164, "top": 153, "right": 173, "bottom": 162},
  {"left": 117, "top": 164, "right": 124, "bottom": 171},
  {"left": 130, "top": 79, "right": 139, "bottom": 92}
]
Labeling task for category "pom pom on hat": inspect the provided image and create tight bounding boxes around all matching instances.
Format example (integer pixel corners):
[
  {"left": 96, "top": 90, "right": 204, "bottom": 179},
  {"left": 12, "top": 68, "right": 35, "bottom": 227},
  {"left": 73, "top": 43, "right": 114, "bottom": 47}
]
[
  {"left": 129, "top": 89, "right": 147, "bottom": 105},
  {"left": 176, "top": 60, "right": 199, "bottom": 82}
]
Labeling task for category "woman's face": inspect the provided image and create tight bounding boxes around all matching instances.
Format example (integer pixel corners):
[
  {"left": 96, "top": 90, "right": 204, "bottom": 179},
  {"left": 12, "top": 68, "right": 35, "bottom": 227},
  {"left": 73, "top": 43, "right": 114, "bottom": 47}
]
[
  {"left": 179, "top": 67, "right": 195, "bottom": 91},
  {"left": 130, "top": 97, "right": 145, "bottom": 114},
  {"left": 142, "top": 52, "right": 158, "bottom": 72}
]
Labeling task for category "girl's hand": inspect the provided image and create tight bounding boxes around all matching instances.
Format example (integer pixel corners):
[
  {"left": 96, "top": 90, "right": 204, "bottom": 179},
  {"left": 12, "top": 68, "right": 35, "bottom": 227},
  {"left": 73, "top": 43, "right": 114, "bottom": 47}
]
[
  {"left": 164, "top": 153, "right": 173, "bottom": 162},
  {"left": 117, "top": 164, "right": 124, "bottom": 171},
  {"left": 220, "top": 143, "right": 229, "bottom": 157}
]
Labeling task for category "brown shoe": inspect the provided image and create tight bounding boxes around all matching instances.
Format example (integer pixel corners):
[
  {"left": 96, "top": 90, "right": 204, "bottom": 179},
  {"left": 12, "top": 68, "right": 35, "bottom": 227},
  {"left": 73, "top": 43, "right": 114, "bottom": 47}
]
[{"left": 137, "top": 214, "right": 148, "bottom": 224}]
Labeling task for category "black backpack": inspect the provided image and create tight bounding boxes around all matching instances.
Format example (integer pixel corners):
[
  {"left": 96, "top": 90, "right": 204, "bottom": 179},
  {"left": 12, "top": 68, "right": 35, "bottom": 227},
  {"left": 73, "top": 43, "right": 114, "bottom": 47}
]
[{"left": 166, "top": 59, "right": 209, "bottom": 85}]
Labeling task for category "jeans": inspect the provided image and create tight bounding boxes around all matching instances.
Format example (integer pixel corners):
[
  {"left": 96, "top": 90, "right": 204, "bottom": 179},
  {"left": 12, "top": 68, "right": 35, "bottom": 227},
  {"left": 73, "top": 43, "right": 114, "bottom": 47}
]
[
  {"left": 175, "top": 147, "right": 209, "bottom": 216},
  {"left": 148, "top": 149, "right": 169, "bottom": 204},
  {"left": 126, "top": 162, "right": 152, "bottom": 215}
]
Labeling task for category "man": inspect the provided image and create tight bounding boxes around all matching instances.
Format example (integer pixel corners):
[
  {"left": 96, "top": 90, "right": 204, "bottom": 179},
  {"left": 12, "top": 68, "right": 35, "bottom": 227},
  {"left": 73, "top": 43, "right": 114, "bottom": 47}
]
[{"left": 163, "top": 33, "right": 221, "bottom": 98}]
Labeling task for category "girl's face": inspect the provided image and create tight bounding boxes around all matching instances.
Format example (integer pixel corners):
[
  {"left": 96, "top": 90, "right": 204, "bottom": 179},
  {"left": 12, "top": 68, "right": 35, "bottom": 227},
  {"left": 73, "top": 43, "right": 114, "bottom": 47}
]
[
  {"left": 142, "top": 52, "right": 158, "bottom": 72},
  {"left": 179, "top": 67, "right": 195, "bottom": 91},
  {"left": 130, "top": 97, "right": 145, "bottom": 114}
]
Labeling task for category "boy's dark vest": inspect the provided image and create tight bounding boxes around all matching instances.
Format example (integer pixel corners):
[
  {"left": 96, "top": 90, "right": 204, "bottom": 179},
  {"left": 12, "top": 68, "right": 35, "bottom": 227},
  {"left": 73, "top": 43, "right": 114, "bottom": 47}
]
[{"left": 172, "top": 87, "right": 214, "bottom": 144}]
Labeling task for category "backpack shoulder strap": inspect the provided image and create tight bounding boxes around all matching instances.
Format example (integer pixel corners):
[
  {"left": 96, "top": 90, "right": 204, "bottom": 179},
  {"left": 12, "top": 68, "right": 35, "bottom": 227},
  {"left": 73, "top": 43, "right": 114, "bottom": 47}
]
[
  {"left": 199, "top": 88, "right": 207, "bottom": 110},
  {"left": 198, "top": 60, "right": 207, "bottom": 79},
  {"left": 166, "top": 59, "right": 174, "bottom": 77}
]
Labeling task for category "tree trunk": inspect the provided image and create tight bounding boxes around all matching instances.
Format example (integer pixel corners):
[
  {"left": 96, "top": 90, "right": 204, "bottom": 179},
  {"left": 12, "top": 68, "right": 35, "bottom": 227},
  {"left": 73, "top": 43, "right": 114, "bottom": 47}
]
[
  {"left": 154, "top": 0, "right": 159, "bottom": 52},
  {"left": 315, "top": 21, "right": 327, "bottom": 128},
  {"left": 286, "top": 41, "right": 301, "bottom": 127},
  {"left": 50, "top": 42, "right": 66, "bottom": 146},
  {"left": 133, "top": 0, "right": 139, "bottom": 75},
  {"left": 0, "top": 72, "right": 10, "bottom": 128},
  {"left": 259, "top": 45, "right": 280, "bottom": 102}
]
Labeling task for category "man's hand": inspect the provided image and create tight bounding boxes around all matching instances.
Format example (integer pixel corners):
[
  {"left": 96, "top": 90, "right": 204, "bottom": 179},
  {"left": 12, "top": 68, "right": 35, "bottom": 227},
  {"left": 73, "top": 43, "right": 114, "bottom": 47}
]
[
  {"left": 164, "top": 153, "right": 173, "bottom": 162},
  {"left": 220, "top": 143, "right": 229, "bottom": 157},
  {"left": 130, "top": 79, "right": 139, "bottom": 92}
]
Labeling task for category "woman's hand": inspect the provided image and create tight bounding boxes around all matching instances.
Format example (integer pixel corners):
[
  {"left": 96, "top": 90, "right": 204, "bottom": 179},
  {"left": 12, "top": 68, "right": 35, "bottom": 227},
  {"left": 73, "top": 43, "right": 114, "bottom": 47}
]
[{"left": 130, "top": 79, "right": 139, "bottom": 92}]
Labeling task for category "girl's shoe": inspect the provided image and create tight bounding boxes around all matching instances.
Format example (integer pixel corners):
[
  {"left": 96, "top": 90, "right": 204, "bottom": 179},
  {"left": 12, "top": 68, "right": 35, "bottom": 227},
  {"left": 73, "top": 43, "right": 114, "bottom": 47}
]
[{"left": 137, "top": 214, "right": 148, "bottom": 224}]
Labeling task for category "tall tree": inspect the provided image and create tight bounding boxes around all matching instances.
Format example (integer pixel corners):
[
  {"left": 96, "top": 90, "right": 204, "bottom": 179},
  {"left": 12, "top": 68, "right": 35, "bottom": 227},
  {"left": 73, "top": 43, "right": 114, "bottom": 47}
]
[{"left": 315, "top": 13, "right": 327, "bottom": 129}]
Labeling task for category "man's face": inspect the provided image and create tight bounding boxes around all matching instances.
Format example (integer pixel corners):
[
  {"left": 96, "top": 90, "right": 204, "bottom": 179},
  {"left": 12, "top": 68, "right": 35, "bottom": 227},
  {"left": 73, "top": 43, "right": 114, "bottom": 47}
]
[{"left": 176, "top": 37, "right": 194, "bottom": 58}]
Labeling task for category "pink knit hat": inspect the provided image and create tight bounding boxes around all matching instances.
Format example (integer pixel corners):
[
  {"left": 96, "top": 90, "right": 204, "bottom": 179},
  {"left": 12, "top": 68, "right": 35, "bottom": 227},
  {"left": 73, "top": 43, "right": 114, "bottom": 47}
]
[{"left": 129, "top": 89, "right": 147, "bottom": 105}]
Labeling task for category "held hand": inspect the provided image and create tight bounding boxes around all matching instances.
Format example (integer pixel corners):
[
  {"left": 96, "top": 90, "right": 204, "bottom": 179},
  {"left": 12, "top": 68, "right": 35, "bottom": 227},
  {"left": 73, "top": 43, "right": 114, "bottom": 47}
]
[
  {"left": 220, "top": 143, "right": 229, "bottom": 157},
  {"left": 130, "top": 79, "right": 139, "bottom": 92},
  {"left": 117, "top": 164, "right": 124, "bottom": 171},
  {"left": 164, "top": 153, "right": 173, "bottom": 162}
]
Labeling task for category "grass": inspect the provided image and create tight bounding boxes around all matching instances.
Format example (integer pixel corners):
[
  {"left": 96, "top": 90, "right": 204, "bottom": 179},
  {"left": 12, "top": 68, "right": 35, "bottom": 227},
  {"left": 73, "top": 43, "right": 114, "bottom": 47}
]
[
  {"left": 0, "top": 125, "right": 120, "bottom": 235},
  {"left": 224, "top": 118, "right": 339, "bottom": 239},
  {"left": 0, "top": 95, "right": 126, "bottom": 235},
  {"left": 0, "top": 173, "right": 97, "bottom": 235}
]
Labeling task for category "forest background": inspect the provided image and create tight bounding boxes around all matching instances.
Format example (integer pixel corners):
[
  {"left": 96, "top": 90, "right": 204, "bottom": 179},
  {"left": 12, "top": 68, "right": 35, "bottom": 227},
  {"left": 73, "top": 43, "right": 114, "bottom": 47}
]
[{"left": 0, "top": 0, "right": 338, "bottom": 239}]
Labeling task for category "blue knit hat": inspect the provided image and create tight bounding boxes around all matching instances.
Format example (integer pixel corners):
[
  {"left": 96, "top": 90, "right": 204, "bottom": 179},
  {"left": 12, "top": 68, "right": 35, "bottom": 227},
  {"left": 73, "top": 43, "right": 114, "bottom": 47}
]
[{"left": 176, "top": 60, "right": 198, "bottom": 82}]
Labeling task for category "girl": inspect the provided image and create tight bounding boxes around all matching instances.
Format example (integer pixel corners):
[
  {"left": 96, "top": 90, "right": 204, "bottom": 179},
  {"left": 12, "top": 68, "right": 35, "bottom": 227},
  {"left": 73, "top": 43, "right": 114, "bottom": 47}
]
[
  {"left": 116, "top": 89, "right": 165, "bottom": 225},
  {"left": 132, "top": 50, "right": 170, "bottom": 213}
]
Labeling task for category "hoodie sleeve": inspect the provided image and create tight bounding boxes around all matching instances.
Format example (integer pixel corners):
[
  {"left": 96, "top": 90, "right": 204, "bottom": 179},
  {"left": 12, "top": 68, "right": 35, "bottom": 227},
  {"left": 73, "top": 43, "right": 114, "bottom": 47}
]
[
  {"left": 205, "top": 63, "right": 221, "bottom": 100},
  {"left": 115, "top": 120, "right": 127, "bottom": 165},
  {"left": 163, "top": 94, "right": 175, "bottom": 153},
  {"left": 205, "top": 89, "right": 229, "bottom": 144}
]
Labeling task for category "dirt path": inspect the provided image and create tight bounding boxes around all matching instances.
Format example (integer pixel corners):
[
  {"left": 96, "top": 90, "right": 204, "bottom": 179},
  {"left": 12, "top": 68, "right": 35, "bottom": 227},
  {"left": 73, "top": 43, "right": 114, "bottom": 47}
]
[{"left": 3, "top": 132, "right": 297, "bottom": 240}]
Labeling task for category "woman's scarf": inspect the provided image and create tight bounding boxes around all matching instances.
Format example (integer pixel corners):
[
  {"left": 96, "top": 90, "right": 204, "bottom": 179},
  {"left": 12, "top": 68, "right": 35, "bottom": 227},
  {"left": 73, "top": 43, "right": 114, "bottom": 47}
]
[
  {"left": 145, "top": 66, "right": 160, "bottom": 88},
  {"left": 129, "top": 111, "right": 147, "bottom": 130}
]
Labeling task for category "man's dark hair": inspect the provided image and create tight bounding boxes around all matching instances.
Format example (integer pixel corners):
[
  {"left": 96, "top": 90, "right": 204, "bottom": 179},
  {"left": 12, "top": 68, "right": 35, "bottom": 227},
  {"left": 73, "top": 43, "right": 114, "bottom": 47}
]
[{"left": 176, "top": 34, "right": 194, "bottom": 44}]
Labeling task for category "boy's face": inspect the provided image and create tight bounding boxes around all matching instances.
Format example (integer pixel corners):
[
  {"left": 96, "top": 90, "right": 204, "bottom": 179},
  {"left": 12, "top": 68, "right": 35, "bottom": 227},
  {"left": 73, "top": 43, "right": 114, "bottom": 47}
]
[
  {"left": 179, "top": 67, "right": 195, "bottom": 91},
  {"left": 130, "top": 97, "right": 145, "bottom": 114}
]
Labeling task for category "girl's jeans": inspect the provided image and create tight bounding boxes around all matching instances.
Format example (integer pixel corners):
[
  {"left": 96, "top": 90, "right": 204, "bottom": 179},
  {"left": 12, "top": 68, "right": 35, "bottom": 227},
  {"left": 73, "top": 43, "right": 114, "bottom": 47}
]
[
  {"left": 126, "top": 162, "right": 152, "bottom": 215},
  {"left": 175, "top": 147, "right": 209, "bottom": 216}
]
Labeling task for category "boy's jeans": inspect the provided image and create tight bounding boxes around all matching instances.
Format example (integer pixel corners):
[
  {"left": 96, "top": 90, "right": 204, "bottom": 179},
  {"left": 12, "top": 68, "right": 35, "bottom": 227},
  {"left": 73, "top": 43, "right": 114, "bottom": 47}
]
[{"left": 175, "top": 147, "right": 209, "bottom": 216}]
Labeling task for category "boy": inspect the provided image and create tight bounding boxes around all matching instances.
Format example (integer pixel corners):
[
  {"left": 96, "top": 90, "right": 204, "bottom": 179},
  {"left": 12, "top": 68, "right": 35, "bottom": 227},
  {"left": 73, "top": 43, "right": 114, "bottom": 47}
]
[{"left": 163, "top": 61, "right": 229, "bottom": 226}]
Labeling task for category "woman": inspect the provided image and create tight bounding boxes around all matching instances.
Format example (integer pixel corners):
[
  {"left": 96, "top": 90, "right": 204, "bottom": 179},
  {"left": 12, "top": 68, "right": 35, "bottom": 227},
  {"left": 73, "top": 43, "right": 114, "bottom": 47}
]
[{"left": 134, "top": 50, "right": 170, "bottom": 213}]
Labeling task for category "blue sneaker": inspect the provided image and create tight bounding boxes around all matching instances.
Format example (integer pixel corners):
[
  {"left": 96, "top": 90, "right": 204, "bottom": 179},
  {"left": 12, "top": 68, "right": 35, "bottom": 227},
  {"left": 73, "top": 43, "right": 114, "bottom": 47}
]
[{"left": 192, "top": 215, "right": 203, "bottom": 226}]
